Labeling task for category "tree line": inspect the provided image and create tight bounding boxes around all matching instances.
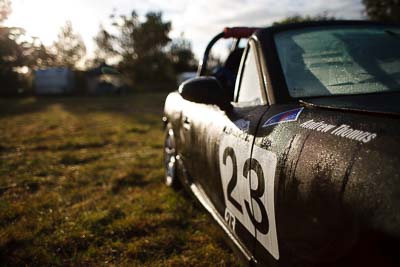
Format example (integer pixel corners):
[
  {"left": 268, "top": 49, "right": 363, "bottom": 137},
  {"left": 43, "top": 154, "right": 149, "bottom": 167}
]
[
  {"left": 0, "top": 1, "right": 197, "bottom": 94},
  {"left": 0, "top": 0, "right": 398, "bottom": 95},
  {"left": 92, "top": 11, "right": 197, "bottom": 89}
]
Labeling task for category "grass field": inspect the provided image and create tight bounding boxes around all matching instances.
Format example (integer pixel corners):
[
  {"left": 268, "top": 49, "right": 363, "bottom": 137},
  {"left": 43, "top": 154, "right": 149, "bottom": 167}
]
[{"left": 0, "top": 93, "right": 238, "bottom": 266}]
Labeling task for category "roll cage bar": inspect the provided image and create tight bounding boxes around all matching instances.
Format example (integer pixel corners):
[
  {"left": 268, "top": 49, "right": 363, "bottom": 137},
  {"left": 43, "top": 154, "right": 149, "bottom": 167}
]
[{"left": 197, "top": 27, "right": 261, "bottom": 76}]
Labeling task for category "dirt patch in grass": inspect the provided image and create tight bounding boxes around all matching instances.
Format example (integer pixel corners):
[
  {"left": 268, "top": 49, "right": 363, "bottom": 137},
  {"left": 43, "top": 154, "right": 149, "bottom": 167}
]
[{"left": 0, "top": 93, "right": 238, "bottom": 266}]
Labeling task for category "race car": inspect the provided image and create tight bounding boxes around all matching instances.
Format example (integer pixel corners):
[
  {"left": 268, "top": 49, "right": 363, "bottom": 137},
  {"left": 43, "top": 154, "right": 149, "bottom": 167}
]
[{"left": 163, "top": 21, "right": 400, "bottom": 266}]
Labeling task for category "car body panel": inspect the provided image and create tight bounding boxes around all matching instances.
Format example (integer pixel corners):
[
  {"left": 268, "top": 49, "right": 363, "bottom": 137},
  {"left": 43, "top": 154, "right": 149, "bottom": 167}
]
[
  {"left": 254, "top": 105, "right": 400, "bottom": 265},
  {"left": 163, "top": 21, "right": 400, "bottom": 266},
  {"left": 165, "top": 92, "right": 270, "bottom": 258}
]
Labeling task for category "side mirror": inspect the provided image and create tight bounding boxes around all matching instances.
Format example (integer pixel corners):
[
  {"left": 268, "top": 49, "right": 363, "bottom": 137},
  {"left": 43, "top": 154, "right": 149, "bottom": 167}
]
[{"left": 178, "top": 77, "right": 232, "bottom": 110}]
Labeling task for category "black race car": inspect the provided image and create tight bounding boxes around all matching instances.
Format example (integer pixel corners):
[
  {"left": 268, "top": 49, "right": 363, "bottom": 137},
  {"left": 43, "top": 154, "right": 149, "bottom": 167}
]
[{"left": 163, "top": 21, "right": 400, "bottom": 266}]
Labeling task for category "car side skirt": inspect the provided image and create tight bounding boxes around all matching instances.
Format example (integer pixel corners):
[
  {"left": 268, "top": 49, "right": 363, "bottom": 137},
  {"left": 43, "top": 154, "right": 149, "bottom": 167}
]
[
  {"left": 190, "top": 183, "right": 256, "bottom": 266},
  {"left": 176, "top": 156, "right": 256, "bottom": 266}
]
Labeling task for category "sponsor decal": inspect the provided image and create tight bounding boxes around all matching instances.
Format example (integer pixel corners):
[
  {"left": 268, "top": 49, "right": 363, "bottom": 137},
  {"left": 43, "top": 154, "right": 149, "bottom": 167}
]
[
  {"left": 263, "top": 108, "right": 304, "bottom": 127},
  {"left": 233, "top": 119, "right": 250, "bottom": 132},
  {"left": 300, "top": 119, "right": 377, "bottom": 143}
]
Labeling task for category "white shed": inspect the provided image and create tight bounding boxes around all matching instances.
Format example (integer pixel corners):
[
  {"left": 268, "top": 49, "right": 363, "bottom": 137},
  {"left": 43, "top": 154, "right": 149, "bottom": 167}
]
[{"left": 35, "top": 68, "right": 74, "bottom": 94}]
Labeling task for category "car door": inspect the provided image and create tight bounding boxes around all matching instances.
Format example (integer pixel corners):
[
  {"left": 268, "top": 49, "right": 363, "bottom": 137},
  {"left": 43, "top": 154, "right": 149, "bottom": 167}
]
[
  {"left": 187, "top": 39, "right": 275, "bottom": 260},
  {"left": 248, "top": 102, "right": 304, "bottom": 265}
]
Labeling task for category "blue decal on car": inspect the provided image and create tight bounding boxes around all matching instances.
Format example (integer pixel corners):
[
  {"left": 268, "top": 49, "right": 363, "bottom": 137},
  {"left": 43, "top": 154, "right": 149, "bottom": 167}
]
[{"left": 263, "top": 108, "right": 304, "bottom": 127}]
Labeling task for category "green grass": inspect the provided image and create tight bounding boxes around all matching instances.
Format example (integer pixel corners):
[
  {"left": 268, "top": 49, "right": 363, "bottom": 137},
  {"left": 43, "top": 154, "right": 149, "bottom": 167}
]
[{"left": 0, "top": 93, "right": 238, "bottom": 266}]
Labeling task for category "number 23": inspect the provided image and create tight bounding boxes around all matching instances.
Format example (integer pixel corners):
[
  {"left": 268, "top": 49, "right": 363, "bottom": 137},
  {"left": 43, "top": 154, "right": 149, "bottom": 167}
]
[{"left": 222, "top": 146, "right": 269, "bottom": 234}]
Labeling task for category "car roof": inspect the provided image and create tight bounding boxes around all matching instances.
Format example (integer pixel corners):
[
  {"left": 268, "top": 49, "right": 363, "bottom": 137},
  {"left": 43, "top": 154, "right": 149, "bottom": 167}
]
[
  {"left": 259, "top": 20, "right": 400, "bottom": 35},
  {"left": 249, "top": 20, "right": 400, "bottom": 104}
]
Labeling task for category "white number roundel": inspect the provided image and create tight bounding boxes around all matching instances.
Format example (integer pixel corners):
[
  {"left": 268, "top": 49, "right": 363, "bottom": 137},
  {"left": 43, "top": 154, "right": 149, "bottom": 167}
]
[{"left": 219, "top": 134, "right": 279, "bottom": 260}]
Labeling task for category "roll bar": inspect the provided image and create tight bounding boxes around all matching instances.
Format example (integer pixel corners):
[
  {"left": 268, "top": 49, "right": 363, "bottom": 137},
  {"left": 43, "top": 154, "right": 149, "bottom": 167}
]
[{"left": 197, "top": 27, "right": 261, "bottom": 76}]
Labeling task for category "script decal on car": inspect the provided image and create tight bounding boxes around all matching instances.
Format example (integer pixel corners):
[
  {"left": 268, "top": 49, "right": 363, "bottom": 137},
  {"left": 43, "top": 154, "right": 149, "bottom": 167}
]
[
  {"left": 219, "top": 134, "right": 279, "bottom": 260},
  {"left": 300, "top": 119, "right": 377, "bottom": 143}
]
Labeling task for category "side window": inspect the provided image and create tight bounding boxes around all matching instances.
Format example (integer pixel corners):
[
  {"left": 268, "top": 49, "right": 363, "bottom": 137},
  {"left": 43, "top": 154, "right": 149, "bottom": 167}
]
[{"left": 237, "top": 44, "right": 263, "bottom": 105}]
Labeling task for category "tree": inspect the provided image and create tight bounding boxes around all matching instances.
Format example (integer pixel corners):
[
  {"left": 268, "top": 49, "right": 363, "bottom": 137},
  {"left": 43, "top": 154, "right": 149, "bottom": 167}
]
[
  {"left": 0, "top": 1, "right": 55, "bottom": 94},
  {"left": 363, "top": 0, "right": 400, "bottom": 22},
  {"left": 24, "top": 38, "right": 55, "bottom": 69},
  {"left": 0, "top": 27, "right": 26, "bottom": 93},
  {"left": 93, "top": 25, "right": 116, "bottom": 65},
  {"left": 94, "top": 10, "right": 199, "bottom": 89},
  {"left": 94, "top": 11, "right": 175, "bottom": 87},
  {"left": 0, "top": 26, "right": 56, "bottom": 94},
  {"left": 0, "top": 0, "right": 11, "bottom": 24},
  {"left": 131, "top": 12, "right": 171, "bottom": 57},
  {"left": 168, "top": 36, "right": 198, "bottom": 73},
  {"left": 116, "top": 11, "right": 173, "bottom": 85},
  {"left": 53, "top": 21, "right": 86, "bottom": 69}
]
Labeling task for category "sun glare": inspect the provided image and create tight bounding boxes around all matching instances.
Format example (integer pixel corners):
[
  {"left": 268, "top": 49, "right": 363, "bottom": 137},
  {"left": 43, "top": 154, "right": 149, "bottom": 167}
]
[{"left": 5, "top": 0, "right": 91, "bottom": 46}]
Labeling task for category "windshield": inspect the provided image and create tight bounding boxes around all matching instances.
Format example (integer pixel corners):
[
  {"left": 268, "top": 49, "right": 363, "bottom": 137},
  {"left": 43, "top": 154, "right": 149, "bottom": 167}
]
[{"left": 274, "top": 25, "right": 400, "bottom": 98}]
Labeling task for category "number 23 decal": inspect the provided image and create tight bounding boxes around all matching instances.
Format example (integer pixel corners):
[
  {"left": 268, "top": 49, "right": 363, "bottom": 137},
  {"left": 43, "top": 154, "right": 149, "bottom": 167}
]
[
  {"left": 223, "top": 146, "right": 269, "bottom": 234},
  {"left": 219, "top": 135, "right": 280, "bottom": 260}
]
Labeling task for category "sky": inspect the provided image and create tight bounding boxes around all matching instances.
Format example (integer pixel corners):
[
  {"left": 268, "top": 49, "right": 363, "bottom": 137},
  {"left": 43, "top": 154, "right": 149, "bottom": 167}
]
[{"left": 5, "top": 0, "right": 365, "bottom": 59}]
